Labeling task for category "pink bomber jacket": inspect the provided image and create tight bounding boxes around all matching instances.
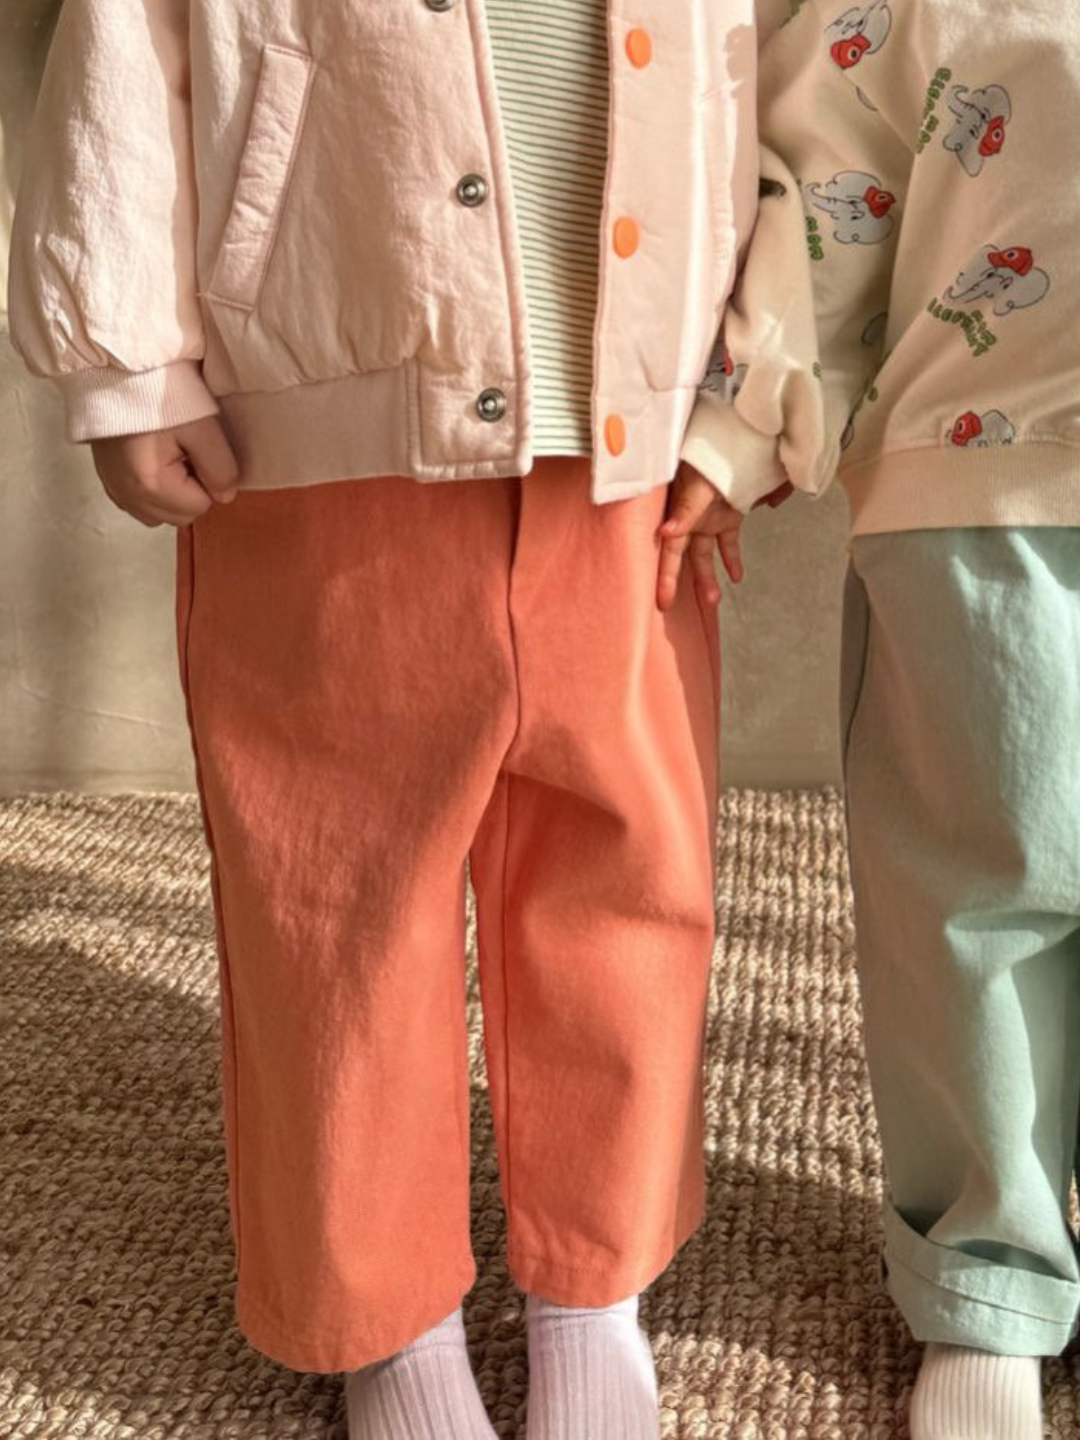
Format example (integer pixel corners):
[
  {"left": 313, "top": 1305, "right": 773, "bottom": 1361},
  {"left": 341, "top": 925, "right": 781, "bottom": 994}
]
[{"left": 7, "top": 0, "right": 761, "bottom": 505}]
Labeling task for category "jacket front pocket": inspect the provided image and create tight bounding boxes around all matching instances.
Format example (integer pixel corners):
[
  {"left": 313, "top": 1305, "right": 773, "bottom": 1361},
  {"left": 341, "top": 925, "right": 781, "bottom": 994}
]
[{"left": 207, "top": 45, "right": 315, "bottom": 312}]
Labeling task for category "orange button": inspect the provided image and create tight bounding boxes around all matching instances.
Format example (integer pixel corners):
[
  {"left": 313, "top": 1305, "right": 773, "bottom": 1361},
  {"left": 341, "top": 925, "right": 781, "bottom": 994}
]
[
  {"left": 604, "top": 413, "right": 627, "bottom": 457},
  {"left": 613, "top": 217, "right": 640, "bottom": 258},
  {"left": 626, "top": 27, "right": 653, "bottom": 68}
]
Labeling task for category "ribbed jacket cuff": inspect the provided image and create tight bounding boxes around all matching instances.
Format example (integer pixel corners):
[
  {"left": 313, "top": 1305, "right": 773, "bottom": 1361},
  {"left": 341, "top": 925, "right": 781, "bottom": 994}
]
[
  {"left": 56, "top": 360, "right": 221, "bottom": 442},
  {"left": 679, "top": 399, "right": 786, "bottom": 513}
]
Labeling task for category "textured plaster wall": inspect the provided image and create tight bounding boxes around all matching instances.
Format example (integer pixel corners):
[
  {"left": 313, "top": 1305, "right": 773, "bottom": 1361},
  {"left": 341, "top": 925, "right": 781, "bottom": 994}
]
[
  {"left": 0, "top": 0, "right": 848, "bottom": 794},
  {"left": 721, "top": 489, "right": 847, "bottom": 787}
]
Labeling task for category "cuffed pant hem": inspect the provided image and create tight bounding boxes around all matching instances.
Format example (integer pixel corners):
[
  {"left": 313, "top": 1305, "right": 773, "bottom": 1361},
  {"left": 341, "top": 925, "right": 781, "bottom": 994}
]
[
  {"left": 235, "top": 1258, "right": 478, "bottom": 1373},
  {"left": 508, "top": 1200, "right": 704, "bottom": 1308},
  {"left": 883, "top": 1205, "right": 1080, "bottom": 1357}
]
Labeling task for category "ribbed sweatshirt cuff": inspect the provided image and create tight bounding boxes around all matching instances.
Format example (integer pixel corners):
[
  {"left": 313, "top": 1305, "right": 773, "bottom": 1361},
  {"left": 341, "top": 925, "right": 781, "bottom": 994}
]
[
  {"left": 56, "top": 360, "right": 221, "bottom": 442},
  {"left": 678, "top": 399, "right": 786, "bottom": 512}
]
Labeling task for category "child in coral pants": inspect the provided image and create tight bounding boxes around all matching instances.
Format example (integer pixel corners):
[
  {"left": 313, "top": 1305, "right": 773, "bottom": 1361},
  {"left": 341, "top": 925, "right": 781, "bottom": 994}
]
[
  {"left": 86, "top": 426, "right": 745, "bottom": 1440},
  {"left": 174, "top": 456, "right": 722, "bottom": 1377},
  {"left": 11, "top": 0, "right": 765, "bottom": 1427}
]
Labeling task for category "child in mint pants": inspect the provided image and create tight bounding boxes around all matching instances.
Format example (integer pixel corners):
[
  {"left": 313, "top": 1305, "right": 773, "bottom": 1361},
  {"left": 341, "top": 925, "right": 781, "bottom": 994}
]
[
  {"left": 680, "top": 1, "right": 1080, "bottom": 1434},
  {"left": 842, "top": 529, "right": 1080, "bottom": 1434}
]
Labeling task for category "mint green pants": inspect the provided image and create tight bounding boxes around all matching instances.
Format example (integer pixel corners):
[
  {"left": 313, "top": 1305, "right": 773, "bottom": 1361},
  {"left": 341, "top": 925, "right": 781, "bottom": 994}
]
[{"left": 841, "top": 527, "right": 1080, "bottom": 1357}]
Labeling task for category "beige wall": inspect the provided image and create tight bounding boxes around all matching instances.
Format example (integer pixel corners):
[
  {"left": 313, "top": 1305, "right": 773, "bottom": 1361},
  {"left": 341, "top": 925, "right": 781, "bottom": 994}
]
[{"left": 0, "top": 2, "right": 848, "bottom": 794}]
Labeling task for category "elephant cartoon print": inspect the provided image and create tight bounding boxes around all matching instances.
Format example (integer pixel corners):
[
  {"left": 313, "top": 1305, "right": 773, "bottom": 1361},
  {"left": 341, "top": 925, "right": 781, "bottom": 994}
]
[
  {"left": 943, "top": 85, "right": 1012, "bottom": 176},
  {"left": 825, "top": 0, "right": 892, "bottom": 71},
  {"left": 945, "top": 246, "right": 1050, "bottom": 317},
  {"left": 806, "top": 172, "right": 898, "bottom": 244},
  {"left": 698, "top": 339, "right": 748, "bottom": 402},
  {"left": 950, "top": 409, "right": 1016, "bottom": 447}
]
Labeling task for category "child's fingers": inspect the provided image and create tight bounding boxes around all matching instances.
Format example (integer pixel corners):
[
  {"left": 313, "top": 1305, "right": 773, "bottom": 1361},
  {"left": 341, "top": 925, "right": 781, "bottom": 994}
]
[
  {"left": 102, "top": 460, "right": 215, "bottom": 527},
  {"left": 176, "top": 416, "right": 241, "bottom": 503},
  {"left": 92, "top": 428, "right": 230, "bottom": 527},
  {"left": 158, "top": 463, "right": 225, "bottom": 521},
  {"left": 103, "top": 483, "right": 196, "bottom": 528},
  {"left": 656, "top": 527, "right": 690, "bottom": 611},
  {"left": 660, "top": 470, "right": 715, "bottom": 539},
  {"left": 659, "top": 496, "right": 696, "bottom": 540},
  {"left": 689, "top": 532, "right": 721, "bottom": 606},
  {"left": 760, "top": 480, "right": 794, "bottom": 509},
  {"left": 718, "top": 528, "right": 744, "bottom": 584}
]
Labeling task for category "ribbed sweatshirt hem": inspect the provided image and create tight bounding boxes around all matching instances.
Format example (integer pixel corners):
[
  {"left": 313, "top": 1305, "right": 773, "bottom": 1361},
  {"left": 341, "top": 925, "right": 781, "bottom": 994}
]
[{"left": 842, "top": 441, "right": 1080, "bottom": 535}]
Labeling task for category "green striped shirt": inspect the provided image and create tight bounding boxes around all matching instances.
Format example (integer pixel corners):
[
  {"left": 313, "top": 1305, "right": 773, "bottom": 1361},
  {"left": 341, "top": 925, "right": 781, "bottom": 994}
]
[{"left": 485, "top": 1, "right": 610, "bottom": 457}]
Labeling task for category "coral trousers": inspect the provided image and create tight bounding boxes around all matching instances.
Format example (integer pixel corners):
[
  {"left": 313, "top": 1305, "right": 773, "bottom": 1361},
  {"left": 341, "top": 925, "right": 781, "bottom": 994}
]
[{"left": 175, "top": 456, "right": 720, "bottom": 1373}]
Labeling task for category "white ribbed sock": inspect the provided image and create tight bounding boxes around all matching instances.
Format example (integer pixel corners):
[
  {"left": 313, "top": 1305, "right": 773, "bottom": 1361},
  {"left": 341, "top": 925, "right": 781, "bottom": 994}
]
[
  {"left": 909, "top": 1344, "right": 1043, "bottom": 1440},
  {"left": 525, "top": 1293, "right": 660, "bottom": 1440},
  {"left": 344, "top": 1308, "right": 497, "bottom": 1440}
]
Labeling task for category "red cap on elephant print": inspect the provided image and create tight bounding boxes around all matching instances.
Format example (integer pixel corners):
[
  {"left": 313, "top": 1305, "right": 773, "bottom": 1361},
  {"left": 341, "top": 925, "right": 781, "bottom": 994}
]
[
  {"left": 987, "top": 247, "right": 1033, "bottom": 277},
  {"left": 862, "top": 185, "right": 894, "bottom": 219},
  {"left": 806, "top": 172, "right": 898, "bottom": 245},
  {"left": 826, "top": 1, "right": 892, "bottom": 70},
  {"left": 945, "top": 246, "right": 1050, "bottom": 316},
  {"left": 950, "top": 410, "right": 1016, "bottom": 448},
  {"left": 698, "top": 339, "right": 748, "bottom": 403}
]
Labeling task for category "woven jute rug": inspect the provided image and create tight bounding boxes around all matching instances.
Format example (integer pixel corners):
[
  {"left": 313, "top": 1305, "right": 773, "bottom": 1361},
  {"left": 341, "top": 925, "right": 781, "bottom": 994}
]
[{"left": 2, "top": 792, "right": 1079, "bottom": 1439}]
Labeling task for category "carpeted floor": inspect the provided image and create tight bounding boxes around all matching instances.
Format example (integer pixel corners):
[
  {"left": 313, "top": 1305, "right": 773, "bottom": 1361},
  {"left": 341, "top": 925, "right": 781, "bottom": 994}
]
[{"left": 1, "top": 792, "right": 1078, "bottom": 1439}]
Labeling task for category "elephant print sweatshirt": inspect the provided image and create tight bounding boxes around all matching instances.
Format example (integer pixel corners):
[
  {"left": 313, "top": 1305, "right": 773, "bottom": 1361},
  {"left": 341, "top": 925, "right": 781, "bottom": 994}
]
[{"left": 679, "top": 0, "right": 1080, "bottom": 534}]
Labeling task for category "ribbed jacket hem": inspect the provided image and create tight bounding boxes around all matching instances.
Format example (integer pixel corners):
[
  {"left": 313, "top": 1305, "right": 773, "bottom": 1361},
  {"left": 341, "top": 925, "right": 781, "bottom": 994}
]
[
  {"left": 58, "top": 360, "right": 221, "bottom": 442},
  {"left": 843, "top": 442, "right": 1080, "bottom": 535},
  {"left": 213, "top": 368, "right": 696, "bottom": 503}
]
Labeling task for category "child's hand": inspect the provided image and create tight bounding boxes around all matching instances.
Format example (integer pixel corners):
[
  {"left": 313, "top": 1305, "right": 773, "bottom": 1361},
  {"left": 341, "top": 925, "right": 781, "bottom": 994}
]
[
  {"left": 91, "top": 416, "right": 240, "bottom": 528},
  {"left": 657, "top": 461, "right": 745, "bottom": 612}
]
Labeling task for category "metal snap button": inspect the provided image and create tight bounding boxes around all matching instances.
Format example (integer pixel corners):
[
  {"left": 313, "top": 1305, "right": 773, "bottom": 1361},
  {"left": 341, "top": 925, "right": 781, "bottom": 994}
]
[
  {"left": 477, "top": 388, "right": 508, "bottom": 422},
  {"left": 456, "top": 173, "right": 489, "bottom": 207}
]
